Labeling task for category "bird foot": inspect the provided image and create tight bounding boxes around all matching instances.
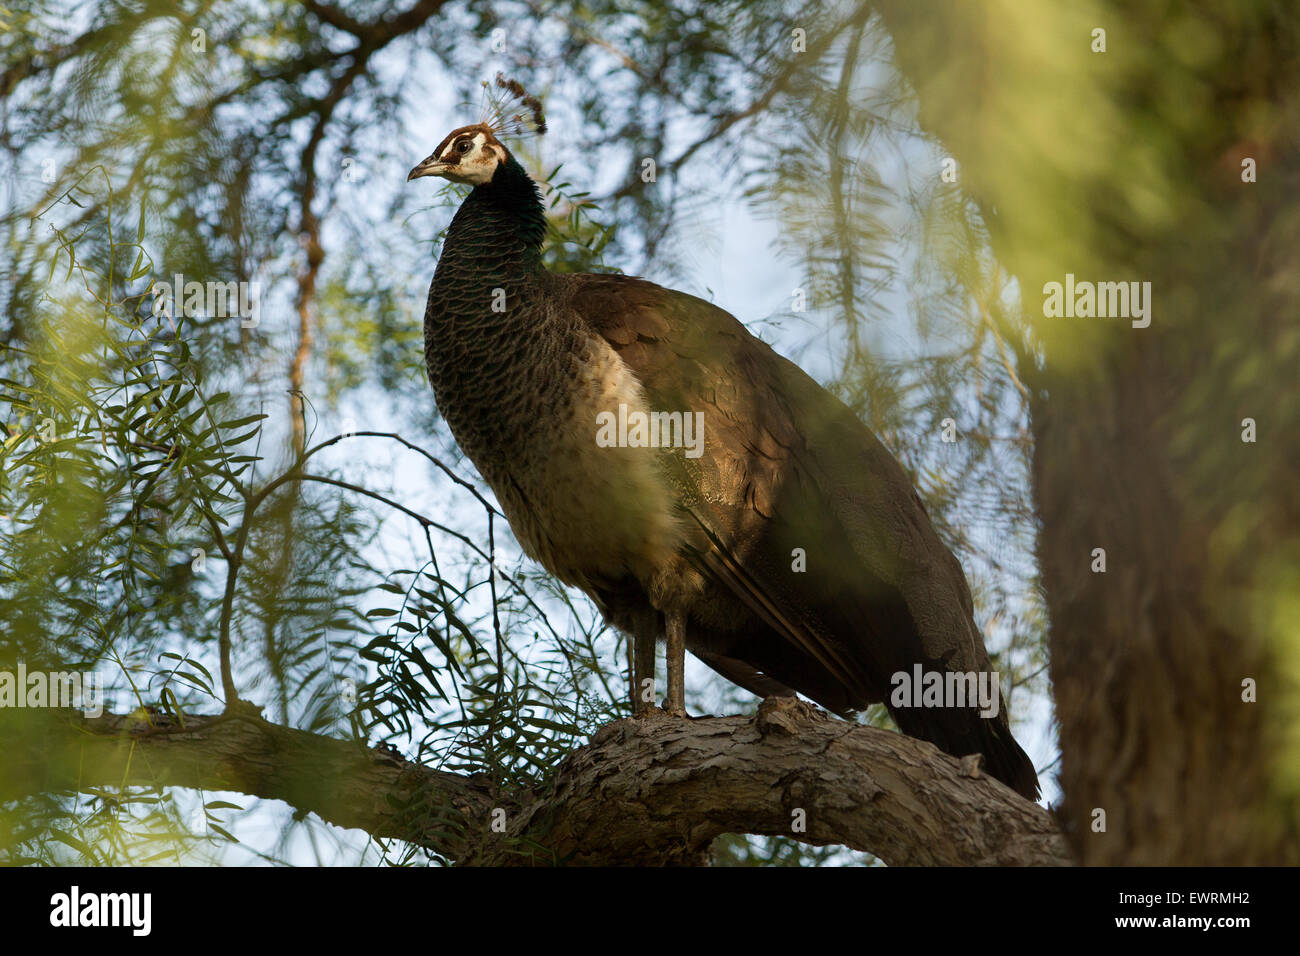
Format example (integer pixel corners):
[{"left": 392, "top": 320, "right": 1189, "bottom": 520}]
[{"left": 222, "top": 697, "right": 264, "bottom": 720}]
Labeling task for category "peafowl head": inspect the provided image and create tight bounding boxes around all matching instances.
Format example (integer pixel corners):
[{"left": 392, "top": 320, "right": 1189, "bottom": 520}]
[
  {"left": 407, "top": 124, "right": 507, "bottom": 186},
  {"left": 407, "top": 74, "right": 546, "bottom": 188}
]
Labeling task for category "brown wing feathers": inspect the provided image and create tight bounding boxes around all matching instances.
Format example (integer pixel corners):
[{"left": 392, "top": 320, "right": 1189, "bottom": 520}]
[{"left": 567, "top": 273, "right": 1040, "bottom": 799}]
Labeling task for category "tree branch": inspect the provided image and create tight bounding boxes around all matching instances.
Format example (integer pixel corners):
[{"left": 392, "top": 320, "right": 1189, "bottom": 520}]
[{"left": 0, "top": 698, "right": 1070, "bottom": 866}]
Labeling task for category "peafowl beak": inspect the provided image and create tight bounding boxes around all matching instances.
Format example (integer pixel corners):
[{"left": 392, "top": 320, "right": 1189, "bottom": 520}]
[{"left": 407, "top": 156, "right": 451, "bottom": 181}]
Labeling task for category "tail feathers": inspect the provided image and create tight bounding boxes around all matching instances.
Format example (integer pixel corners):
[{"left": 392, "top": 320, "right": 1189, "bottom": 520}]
[{"left": 890, "top": 704, "right": 1040, "bottom": 801}]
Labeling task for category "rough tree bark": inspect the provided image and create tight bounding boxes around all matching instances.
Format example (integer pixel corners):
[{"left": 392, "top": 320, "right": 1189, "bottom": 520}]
[{"left": 0, "top": 699, "right": 1070, "bottom": 866}]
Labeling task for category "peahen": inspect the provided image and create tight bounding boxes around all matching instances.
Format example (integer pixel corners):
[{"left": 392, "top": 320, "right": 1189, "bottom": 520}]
[{"left": 407, "top": 80, "right": 1040, "bottom": 800}]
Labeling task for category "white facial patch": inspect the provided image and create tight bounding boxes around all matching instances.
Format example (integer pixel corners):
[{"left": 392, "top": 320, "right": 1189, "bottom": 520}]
[{"left": 438, "top": 132, "right": 504, "bottom": 186}]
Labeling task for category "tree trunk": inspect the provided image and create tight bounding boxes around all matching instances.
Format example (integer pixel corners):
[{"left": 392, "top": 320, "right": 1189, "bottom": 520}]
[{"left": 874, "top": 0, "right": 1300, "bottom": 863}]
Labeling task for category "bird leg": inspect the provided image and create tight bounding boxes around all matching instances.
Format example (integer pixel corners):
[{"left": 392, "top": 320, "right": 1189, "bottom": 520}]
[
  {"left": 626, "top": 629, "right": 636, "bottom": 710},
  {"left": 663, "top": 611, "right": 686, "bottom": 716},
  {"left": 631, "top": 609, "right": 657, "bottom": 716}
]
